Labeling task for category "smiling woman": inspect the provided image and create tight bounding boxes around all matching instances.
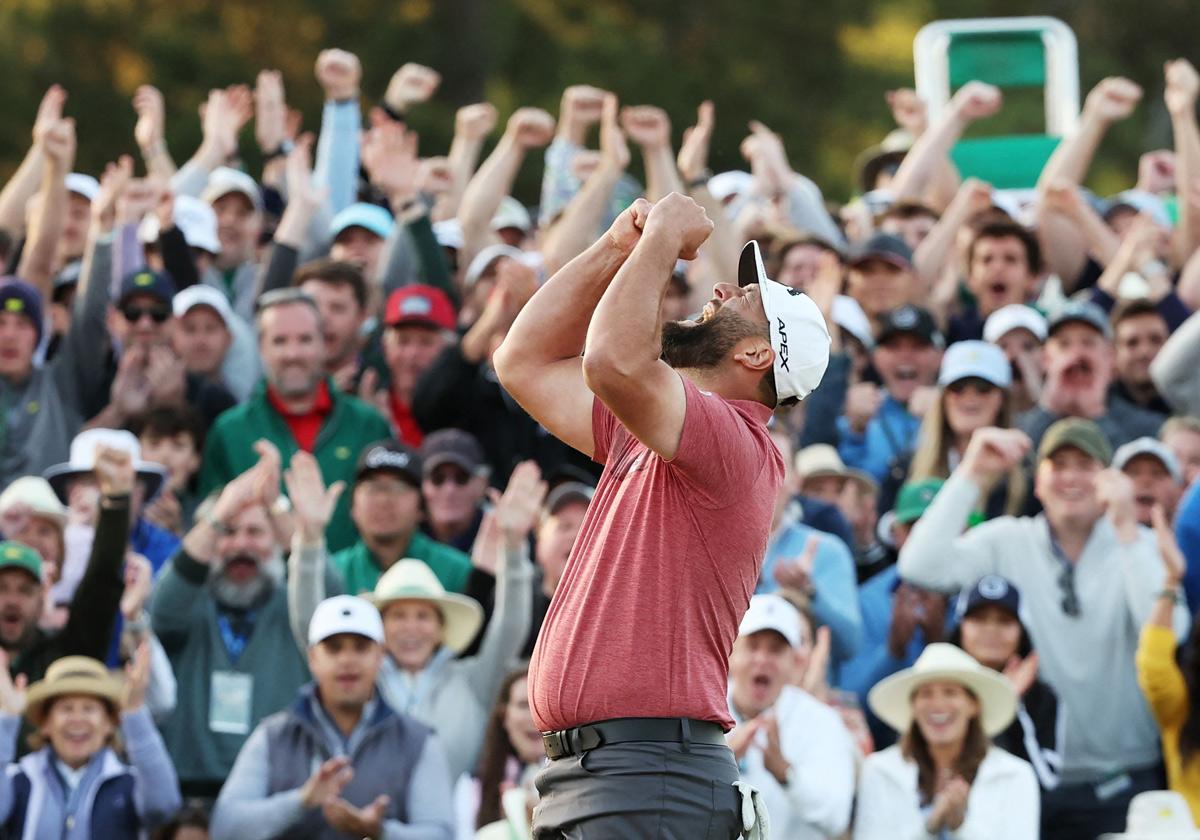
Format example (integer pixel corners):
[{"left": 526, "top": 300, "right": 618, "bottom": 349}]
[{"left": 854, "top": 644, "right": 1039, "bottom": 839}]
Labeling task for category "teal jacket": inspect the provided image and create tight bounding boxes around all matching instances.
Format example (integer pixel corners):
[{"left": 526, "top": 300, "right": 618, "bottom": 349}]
[
  {"left": 198, "top": 378, "right": 392, "bottom": 552},
  {"left": 331, "top": 533, "right": 473, "bottom": 597}
]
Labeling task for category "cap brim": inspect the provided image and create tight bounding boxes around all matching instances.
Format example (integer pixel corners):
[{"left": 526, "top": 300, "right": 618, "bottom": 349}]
[
  {"left": 850, "top": 252, "right": 912, "bottom": 272},
  {"left": 25, "top": 677, "right": 123, "bottom": 727},
  {"left": 44, "top": 464, "right": 166, "bottom": 505},
  {"left": 422, "top": 453, "right": 483, "bottom": 476}
]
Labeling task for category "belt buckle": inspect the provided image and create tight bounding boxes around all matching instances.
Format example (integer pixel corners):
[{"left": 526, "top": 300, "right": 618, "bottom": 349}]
[{"left": 542, "top": 730, "right": 563, "bottom": 759}]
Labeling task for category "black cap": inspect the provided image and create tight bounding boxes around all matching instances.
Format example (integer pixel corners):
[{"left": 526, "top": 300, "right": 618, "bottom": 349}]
[
  {"left": 876, "top": 304, "right": 944, "bottom": 349},
  {"left": 849, "top": 233, "right": 913, "bottom": 271},
  {"left": 117, "top": 269, "right": 176, "bottom": 307},
  {"left": 955, "top": 574, "right": 1022, "bottom": 622},
  {"left": 419, "top": 429, "right": 487, "bottom": 476},
  {"left": 354, "top": 440, "right": 422, "bottom": 486}
]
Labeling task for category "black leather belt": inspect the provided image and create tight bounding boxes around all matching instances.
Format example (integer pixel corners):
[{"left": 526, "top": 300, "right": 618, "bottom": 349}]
[{"left": 541, "top": 717, "right": 727, "bottom": 760}]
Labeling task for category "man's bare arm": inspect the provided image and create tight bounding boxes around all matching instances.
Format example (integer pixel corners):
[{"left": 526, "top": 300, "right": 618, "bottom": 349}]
[
  {"left": 583, "top": 193, "right": 713, "bottom": 459},
  {"left": 494, "top": 199, "right": 649, "bottom": 457}
]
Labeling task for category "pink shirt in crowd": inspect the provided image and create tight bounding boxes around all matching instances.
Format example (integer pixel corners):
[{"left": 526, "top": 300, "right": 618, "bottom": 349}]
[{"left": 529, "top": 375, "right": 782, "bottom": 732}]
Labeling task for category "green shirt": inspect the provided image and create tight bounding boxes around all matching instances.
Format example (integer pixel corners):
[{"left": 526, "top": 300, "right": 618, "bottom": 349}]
[
  {"left": 331, "top": 532, "right": 473, "bottom": 596},
  {"left": 198, "top": 378, "right": 392, "bottom": 552}
]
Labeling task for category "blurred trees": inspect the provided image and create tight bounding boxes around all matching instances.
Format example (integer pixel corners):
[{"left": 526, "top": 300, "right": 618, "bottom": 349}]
[{"left": 0, "top": 0, "right": 1196, "bottom": 202}]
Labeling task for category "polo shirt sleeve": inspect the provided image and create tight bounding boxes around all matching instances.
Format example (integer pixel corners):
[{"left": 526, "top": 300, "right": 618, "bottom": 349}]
[
  {"left": 590, "top": 394, "right": 622, "bottom": 465},
  {"left": 667, "top": 377, "right": 778, "bottom": 509}
]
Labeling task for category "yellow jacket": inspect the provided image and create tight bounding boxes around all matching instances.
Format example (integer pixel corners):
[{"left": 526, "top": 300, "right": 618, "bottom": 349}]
[{"left": 1136, "top": 624, "right": 1200, "bottom": 823}]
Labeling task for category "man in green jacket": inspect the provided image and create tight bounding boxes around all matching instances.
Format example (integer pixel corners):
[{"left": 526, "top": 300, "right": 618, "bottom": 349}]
[
  {"left": 198, "top": 289, "right": 391, "bottom": 552},
  {"left": 331, "top": 440, "right": 473, "bottom": 596}
]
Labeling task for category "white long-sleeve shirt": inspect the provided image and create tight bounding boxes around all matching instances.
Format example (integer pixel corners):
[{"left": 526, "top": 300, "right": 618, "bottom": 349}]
[
  {"left": 898, "top": 471, "right": 1190, "bottom": 782},
  {"left": 730, "top": 685, "right": 856, "bottom": 839},
  {"left": 855, "top": 745, "right": 1039, "bottom": 840}
]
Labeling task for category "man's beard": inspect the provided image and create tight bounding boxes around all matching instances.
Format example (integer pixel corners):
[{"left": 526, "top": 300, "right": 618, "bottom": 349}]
[
  {"left": 208, "top": 550, "right": 285, "bottom": 609},
  {"left": 660, "top": 309, "right": 767, "bottom": 370}
]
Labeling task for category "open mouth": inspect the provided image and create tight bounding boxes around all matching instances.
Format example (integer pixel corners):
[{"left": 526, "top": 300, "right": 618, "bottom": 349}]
[
  {"left": 894, "top": 364, "right": 919, "bottom": 383},
  {"left": 1062, "top": 359, "right": 1094, "bottom": 387},
  {"left": 1135, "top": 494, "right": 1156, "bottom": 508},
  {"left": 988, "top": 281, "right": 1009, "bottom": 299}
]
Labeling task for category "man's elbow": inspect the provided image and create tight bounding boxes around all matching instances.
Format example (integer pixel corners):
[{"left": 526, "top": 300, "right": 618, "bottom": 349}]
[
  {"left": 581, "top": 350, "right": 642, "bottom": 401},
  {"left": 492, "top": 338, "right": 522, "bottom": 394}
]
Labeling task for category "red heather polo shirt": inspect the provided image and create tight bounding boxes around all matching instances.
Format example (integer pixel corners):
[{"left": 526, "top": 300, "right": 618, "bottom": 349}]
[{"left": 529, "top": 376, "right": 782, "bottom": 733}]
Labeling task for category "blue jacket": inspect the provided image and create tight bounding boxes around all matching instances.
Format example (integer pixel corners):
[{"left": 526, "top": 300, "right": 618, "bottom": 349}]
[
  {"left": 836, "top": 394, "right": 921, "bottom": 485},
  {"left": 758, "top": 511, "right": 862, "bottom": 666},
  {"left": 0, "top": 707, "right": 181, "bottom": 840}
]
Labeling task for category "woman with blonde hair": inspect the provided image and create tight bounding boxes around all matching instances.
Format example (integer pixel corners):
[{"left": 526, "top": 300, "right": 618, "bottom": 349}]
[
  {"left": 902, "top": 340, "right": 1027, "bottom": 518},
  {"left": 855, "top": 643, "right": 1039, "bottom": 839}
]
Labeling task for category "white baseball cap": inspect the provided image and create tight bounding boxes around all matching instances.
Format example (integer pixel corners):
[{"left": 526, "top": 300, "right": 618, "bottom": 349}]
[
  {"left": 308, "top": 595, "right": 385, "bottom": 646},
  {"left": 172, "top": 284, "right": 235, "bottom": 329},
  {"left": 737, "top": 241, "right": 831, "bottom": 404},
  {"left": 1113, "top": 436, "right": 1183, "bottom": 484},
  {"left": 65, "top": 173, "right": 100, "bottom": 203},
  {"left": 831, "top": 294, "right": 874, "bottom": 350},
  {"left": 739, "top": 594, "right": 801, "bottom": 648},
  {"left": 201, "top": 167, "right": 264, "bottom": 213},
  {"left": 139, "top": 195, "right": 221, "bottom": 255},
  {"left": 708, "top": 170, "right": 753, "bottom": 203},
  {"left": 938, "top": 340, "right": 1012, "bottom": 389},
  {"left": 982, "top": 304, "right": 1048, "bottom": 345},
  {"left": 464, "top": 244, "right": 540, "bottom": 287},
  {"left": 433, "top": 219, "right": 464, "bottom": 251},
  {"left": 491, "top": 196, "right": 532, "bottom": 233}
]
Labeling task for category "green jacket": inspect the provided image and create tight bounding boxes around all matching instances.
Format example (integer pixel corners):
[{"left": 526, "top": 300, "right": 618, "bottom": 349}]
[
  {"left": 198, "top": 378, "right": 392, "bottom": 552},
  {"left": 331, "top": 532, "right": 473, "bottom": 596},
  {"left": 149, "top": 548, "right": 343, "bottom": 787}
]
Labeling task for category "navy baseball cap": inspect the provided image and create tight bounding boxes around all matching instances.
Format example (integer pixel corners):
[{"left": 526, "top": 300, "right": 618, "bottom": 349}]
[
  {"left": 955, "top": 574, "right": 1021, "bottom": 622},
  {"left": 117, "top": 269, "right": 176, "bottom": 307},
  {"left": 0, "top": 278, "right": 44, "bottom": 344},
  {"left": 876, "top": 304, "right": 945, "bottom": 349}
]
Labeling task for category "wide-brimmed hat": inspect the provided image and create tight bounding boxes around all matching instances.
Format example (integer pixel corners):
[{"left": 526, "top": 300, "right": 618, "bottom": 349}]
[
  {"left": 0, "top": 477, "right": 67, "bottom": 529},
  {"left": 868, "top": 643, "right": 1017, "bottom": 737},
  {"left": 1100, "top": 790, "right": 1200, "bottom": 838},
  {"left": 24, "top": 656, "right": 123, "bottom": 728},
  {"left": 43, "top": 428, "right": 167, "bottom": 504},
  {"left": 371, "top": 559, "right": 484, "bottom": 654}
]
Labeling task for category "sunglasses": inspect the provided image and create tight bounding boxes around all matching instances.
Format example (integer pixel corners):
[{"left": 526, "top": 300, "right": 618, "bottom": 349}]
[
  {"left": 121, "top": 303, "right": 171, "bottom": 324},
  {"left": 946, "top": 378, "right": 998, "bottom": 396},
  {"left": 1057, "top": 562, "right": 1081, "bottom": 617},
  {"left": 426, "top": 469, "right": 471, "bottom": 487}
]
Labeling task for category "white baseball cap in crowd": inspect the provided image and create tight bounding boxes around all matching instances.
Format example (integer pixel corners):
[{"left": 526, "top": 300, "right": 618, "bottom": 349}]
[
  {"left": 708, "top": 171, "right": 753, "bottom": 203},
  {"left": 938, "top": 340, "right": 1012, "bottom": 390},
  {"left": 491, "top": 196, "right": 532, "bottom": 234},
  {"left": 172, "top": 284, "right": 235, "bottom": 329},
  {"left": 65, "top": 173, "right": 100, "bottom": 203},
  {"left": 831, "top": 294, "right": 874, "bottom": 350},
  {"left": 739, "top": 594, "right": 802, "bottom": 647},
  {"left": 201, "top": 167, "right": 265, "bottom": 213},
  {"left": 308, "top": 595, "right": 385, "bottom": 646},
  {"left": 982, "top": 304, "right": 1048, "bottom": 345},
  {"left": 737, "top": 241, "right": 831, "bottom": 404},
  {"left": 433, "top": 219, "right": 464, "bottom": 251},
  {"left": 464, "top": 244, "right": 540, "bottom": 287},
  {"left": 139, "top": 195, "right": 222, "bottom": 255},
  {"left": 1113, "top": 436, "right": 1184, "bottom": 484}
]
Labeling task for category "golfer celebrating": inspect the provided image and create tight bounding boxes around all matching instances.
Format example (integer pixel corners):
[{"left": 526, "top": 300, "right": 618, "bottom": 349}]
[{"left": 495, "top": 189, "right": 829, "bottom": 837}]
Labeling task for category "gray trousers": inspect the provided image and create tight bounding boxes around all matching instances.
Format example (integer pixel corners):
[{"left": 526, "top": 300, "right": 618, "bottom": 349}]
[{"left": 532, "top": 740, "right": 743, "bottom": 839}]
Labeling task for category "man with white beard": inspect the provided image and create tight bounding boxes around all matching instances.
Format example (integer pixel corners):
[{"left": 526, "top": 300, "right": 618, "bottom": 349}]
[{"left": 150, "top": 441, "right": 344, "bottom": 798}]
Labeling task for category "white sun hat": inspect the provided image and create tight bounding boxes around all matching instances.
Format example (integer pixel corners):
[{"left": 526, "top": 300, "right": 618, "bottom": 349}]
[
  {"left": 867, "top": 643, "right": 1017, "bottom": 737},
  {"left": 371, "top": 559, "right": 484, "bottom": 654},
  {"left": 737, "top": 240, "right": 831, "bottom": 404}
]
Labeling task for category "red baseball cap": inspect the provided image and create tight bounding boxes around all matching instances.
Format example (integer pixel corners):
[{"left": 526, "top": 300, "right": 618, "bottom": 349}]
[{"left": 384, "top": 285, "right": 456, "bottom": 331}]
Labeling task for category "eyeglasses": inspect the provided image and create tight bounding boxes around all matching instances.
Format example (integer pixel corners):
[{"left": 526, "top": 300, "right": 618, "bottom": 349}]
[
  {"left": 121, "top": 303, "right": 171, "bottom": 324},
  {"left": 426, "top": 469, "right": 471, "bottom": 487}
]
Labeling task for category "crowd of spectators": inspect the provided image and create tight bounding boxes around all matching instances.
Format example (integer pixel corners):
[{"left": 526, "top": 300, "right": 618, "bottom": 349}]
[{"left": 0, "top": 37, "right": 1199, "bottom": 839}]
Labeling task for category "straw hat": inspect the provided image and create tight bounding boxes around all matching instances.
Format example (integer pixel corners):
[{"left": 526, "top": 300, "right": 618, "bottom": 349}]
[
  {"left": 371, "top": 559, "right": 484, "bottom": 654},
  {"left": 867, "top": 643, "right": 1017, "bottom": 737},
  {"left": 24, "top": 656, "right": 123, "bottom": 728},
  {"left": 1100, "top": 790, "right": 1200, "bottom": 838}
]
